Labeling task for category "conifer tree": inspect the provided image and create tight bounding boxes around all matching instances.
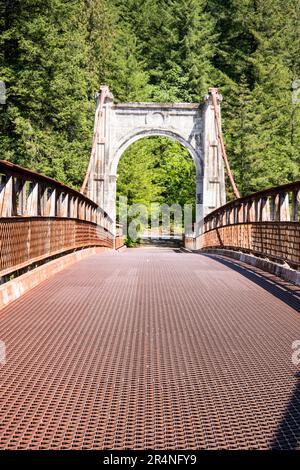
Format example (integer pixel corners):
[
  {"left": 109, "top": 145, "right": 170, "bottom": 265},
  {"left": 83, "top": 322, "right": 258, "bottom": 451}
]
[
  {"left": 0, "top": 0, "right": 116, "bottom": 186},
  {"left": 247, "top": 0, "right": 300, "bottom": 188},
  {"left": 1, "top": 0, "right": 299, "bottom": 202}
]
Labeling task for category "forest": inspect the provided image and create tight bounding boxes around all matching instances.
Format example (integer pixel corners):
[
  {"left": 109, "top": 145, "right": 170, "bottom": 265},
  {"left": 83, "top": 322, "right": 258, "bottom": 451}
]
[{"left": 1, "top": 0, "right": 300, "bottom": 209}]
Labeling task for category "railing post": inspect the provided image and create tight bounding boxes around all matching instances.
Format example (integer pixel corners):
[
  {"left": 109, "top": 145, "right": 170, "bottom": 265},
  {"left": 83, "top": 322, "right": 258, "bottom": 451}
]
[
  {"left": 11, "top": 177, "right": 18, "bottom": 216},
  {"left": 61, "top": 193, "right": 69, "bottom": 218},
  {"left": 204, "top": 218, "right": 208, "bottom": 232},
  {"left": 221, "top": 210, "right": 226, "bottom": 226},
  {"left": 270, "top": 194, "right": 279, "bottom": 221},
  {"left": 47, "top": 188, "right": 57, "bottom": 217},
  {"left": 292, "top": 189, "right": 300, "bottom": 222},
  {"left": 56, "top": 191, "right": 62, "bottom": 217},
  {"left": 74, "top": 197, "right": 79, "bottom": 219},
  {"left": 16, "top": 179, "right": 27, "bottom": 215},
  {"left": 279, "top": 192, "right": 290, "bottom": 221},
  {"left": 246, "top": 200, "right": 254, "bottom": 222},
  {"left": 92, "top": 207, "right": 97, "bottom": 224},
  {"left": 79, "top": 199, "right": 85, "bottom": 220},
  {"left": 242, "top": 202, "right": 246, "bottom": 223},
  {"left": 0, "top": 175, "right": 14, "bottom": 217},
  {"left": 233, "top": 205, "right": 237, "bottom": 224},
  {"left": 260, "top": 196, "right": 270, "bottom": 222},
  {"left": 69, "top": 196, "right": 75, "bottom": 218},
  {"left": 40, "top": 185, "right": 48, "bottom": 216},
  {"left": 225, "top": 208, "right": 230, "bottom": 225},
  {"left": 86, "top": 204, "right": 91, "bottom": 222},
  {"left": 216, "top": 211, "right": 221, "bottom": 228},
  {"left": 233, "top": 206, "right": 237, "bottom": 224},
  {"left": 254, "top": 198, "right": 261, "bottom": 222},
  {"left": 27, "top": 182, "right": 40, "bottom": 216},
  {"left": 237, "top": 203, "right": 243, "bottom": 223},
  {"left": 98, "top": 210, "right": 103, "bottom": 227}
]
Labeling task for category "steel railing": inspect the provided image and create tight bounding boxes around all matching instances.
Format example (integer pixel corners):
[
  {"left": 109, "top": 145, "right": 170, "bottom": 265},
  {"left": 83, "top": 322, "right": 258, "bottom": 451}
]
[
  {"left": 200, "top": 181, "right": 300, "bottom": 268},
  {"left": 0, "top": 160, "right": 121, "bottom": 278}
]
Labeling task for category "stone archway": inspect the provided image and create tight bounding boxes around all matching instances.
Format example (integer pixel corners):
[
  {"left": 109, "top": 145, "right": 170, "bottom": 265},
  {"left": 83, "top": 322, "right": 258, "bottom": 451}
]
[
  {"left": 111, "top": 129, "right": 201, "bottom": 222},
  {"left": 86, "top": 87, "right": 226, "bottom": 228}
]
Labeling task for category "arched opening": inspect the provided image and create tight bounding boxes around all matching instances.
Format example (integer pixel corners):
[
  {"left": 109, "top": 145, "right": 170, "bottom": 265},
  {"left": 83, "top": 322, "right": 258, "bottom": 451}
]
[{"left": 115, "top": 134, "right": 197, "bottom": 245}]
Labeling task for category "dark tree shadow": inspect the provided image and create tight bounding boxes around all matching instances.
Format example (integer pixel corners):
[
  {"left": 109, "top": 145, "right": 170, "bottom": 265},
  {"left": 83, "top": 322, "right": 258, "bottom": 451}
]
[
  {"left": 215, "top": 228, "right": 224, "bottom": 247},
  {"left": 200, "top": 253, "right": 300, "bottom": 449},
  {"left": 201, "top": 254, "right": 300, "bottom": 313},
  {"left": 270, "top": 372, "right": 300, "bottom": 450}
]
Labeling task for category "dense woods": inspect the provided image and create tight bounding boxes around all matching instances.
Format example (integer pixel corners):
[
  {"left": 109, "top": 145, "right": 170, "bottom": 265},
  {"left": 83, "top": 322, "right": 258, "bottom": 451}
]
[{"left": 1, "top": 0, "right": 300, "bottom": 207}]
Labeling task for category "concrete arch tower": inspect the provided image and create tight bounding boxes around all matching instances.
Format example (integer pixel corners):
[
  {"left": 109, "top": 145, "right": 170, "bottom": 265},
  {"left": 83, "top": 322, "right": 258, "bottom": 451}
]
[{"left": 85, "top": 87, "right": 226, "bottom": 229}]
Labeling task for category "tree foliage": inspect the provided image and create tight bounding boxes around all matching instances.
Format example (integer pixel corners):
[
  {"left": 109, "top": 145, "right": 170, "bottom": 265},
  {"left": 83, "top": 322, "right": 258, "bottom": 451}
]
[{"left": 1, "top": 0, "right": 299, "bottom": 205}]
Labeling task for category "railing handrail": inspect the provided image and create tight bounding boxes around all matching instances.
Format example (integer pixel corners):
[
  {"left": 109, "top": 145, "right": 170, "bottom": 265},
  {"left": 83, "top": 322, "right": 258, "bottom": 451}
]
[
  {"left": 0, "top": 160, "right": 96, "bottom": 208},
  {"left": 204, "top": 180, "right": 300, "bottom": 222},
  {"left": 0, "top": 159, "right": 113, "bottom": 223},
  {"left": 0, "top": 160, "right": 124, "bottom": 279}
]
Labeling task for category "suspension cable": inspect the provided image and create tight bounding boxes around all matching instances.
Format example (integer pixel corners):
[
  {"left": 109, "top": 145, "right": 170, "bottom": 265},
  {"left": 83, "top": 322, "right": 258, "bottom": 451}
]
[
  {"left": 209, "top": 87, "right": 240, "bottom": 199},
  {"left": 80, "top": 85, "right": 109, "bottom": 195}
]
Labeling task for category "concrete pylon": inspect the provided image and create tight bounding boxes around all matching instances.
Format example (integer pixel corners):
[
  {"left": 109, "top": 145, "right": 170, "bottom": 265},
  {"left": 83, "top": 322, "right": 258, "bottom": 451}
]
[{"left": 86, "top": 88, "right": 226, "bottom": 228}]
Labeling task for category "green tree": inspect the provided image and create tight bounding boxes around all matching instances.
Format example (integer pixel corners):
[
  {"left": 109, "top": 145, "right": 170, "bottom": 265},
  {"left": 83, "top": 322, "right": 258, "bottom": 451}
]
[
  {"left": 2, "top": 0, "right": 299, "bottom": 204},
  {"left": 105, "top": 26, "right": 152, "bottom": 102},
  {"left": 156, "top": 139, "right": 196, "bottom": 207},
  {"left": 0, "top": 0, "right": 116, "bottom": 187},
  {"left": 219, "top": 75, "right": 257, "bottom": 196},
  {"left": 247, "top": 0, "right": 300, "bottom": 188},
  {"left": 209, "top": 0, "right": 300, "bottom": 196},
  {"left": 116, "top": 137, "right": 196, "bottom": 218},
  {"left": 117, "top": 138, "right": 162, "bottom": 209}
]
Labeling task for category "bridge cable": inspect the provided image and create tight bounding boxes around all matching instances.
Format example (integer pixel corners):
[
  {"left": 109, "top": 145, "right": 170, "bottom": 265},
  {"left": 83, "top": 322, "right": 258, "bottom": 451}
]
[
  {"left": 80, "top": 85, "right": 109, "bottom": 195},
  {"left": 209, "top": 87, "right": 240, "bottom": 199}
]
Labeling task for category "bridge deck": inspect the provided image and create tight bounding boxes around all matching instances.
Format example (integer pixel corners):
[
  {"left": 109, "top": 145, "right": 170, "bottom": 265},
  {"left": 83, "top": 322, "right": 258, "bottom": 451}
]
[{"left": 0, "top": 248, "right": 299, "bottom": 449}]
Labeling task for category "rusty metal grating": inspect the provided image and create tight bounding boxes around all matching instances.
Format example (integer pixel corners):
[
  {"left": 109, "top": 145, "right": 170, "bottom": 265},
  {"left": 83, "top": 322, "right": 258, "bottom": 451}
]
[{"left": 0, "top": 248, "right": 300, "bottom": 449}]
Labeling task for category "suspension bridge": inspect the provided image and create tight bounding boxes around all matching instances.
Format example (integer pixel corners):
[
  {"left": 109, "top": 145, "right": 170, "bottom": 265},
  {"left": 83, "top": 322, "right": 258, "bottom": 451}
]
[{"left": 0, "top": 88, "right": 299, "bottom": 449}]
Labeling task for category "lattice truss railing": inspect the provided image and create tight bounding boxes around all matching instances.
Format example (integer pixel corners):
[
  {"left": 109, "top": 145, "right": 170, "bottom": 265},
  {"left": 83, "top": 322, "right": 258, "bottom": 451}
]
[
  {"left": 201, "top": 181, "right": 300, "bottom": 269},
  {"left": 0, "top": 160, "right": 116, "bottom": 278}
]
